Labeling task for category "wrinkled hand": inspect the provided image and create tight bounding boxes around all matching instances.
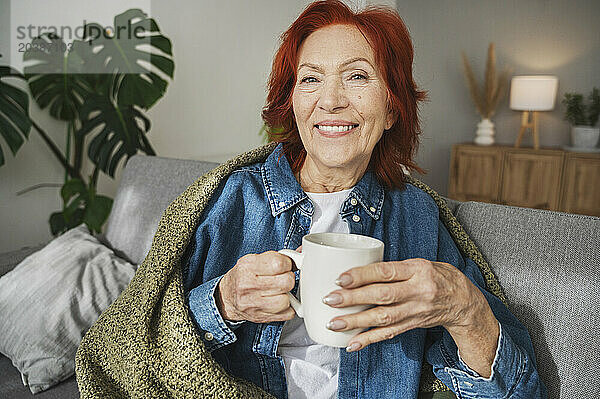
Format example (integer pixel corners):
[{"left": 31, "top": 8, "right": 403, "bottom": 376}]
[
  {"left": 323, "top": 258, "right": 497, "bottom": 356},
  {"left": 216, "top": 248, "right": 300, "bottom": 324}
]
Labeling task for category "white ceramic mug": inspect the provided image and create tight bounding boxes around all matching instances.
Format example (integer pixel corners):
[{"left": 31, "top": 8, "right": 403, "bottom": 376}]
[{"left": 278, "top": 233, "right": 384, "bottom": 347}]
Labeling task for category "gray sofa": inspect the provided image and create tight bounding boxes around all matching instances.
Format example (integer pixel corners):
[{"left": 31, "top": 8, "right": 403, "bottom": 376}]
[{"left": 1, "top": 153, "right": 598, "bottom": 398}]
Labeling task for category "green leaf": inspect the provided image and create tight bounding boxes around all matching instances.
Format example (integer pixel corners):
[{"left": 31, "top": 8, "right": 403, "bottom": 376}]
[
  {"left": 66, "top": 208, "right": 86, "bottom": 229},
  {"left": 83, "top": 195, "right": 113, "bottom": 233},
  {"left": 77, "top": 93, "right": 154, "bottom": 177},
  {"left": 50, "top": 207, "right": 84, "bottom": 236},
  {"left": 82, "top": 9, "right": 174, "bottom": 109},
  {"left": 588, "top": 87, "right": 599, "bottom": 127},
  {"left": 23, "top": 34, "right": 95, "bottom": 121},
  {"left": 61, "top": 178, "right": 87, "bottom": 203},
  {"left": 49, "top": 211, "right": 67, "bottom": 236},
  {"left": 118, "top": 71, "right": 167, "bottom": 109},
  {"left": 63, "top": 192, "right": 84, "bottom": 220},
  {"left": 562, "top": 93, "right": 587, "bottom": 126},
  {"left": 0, "top": 66, "right": 32, "bottom": 166},
  {"left": 52, "top": 179, "right": 113, "bottom": 236},
  {"left": 150, "top": 35, "right": 172, "bottom": 55}
]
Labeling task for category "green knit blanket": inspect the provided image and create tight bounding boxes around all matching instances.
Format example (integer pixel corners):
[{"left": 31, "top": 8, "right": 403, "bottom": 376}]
[{"left": 75, "top": 142, "right": 507, "bottom": 398}]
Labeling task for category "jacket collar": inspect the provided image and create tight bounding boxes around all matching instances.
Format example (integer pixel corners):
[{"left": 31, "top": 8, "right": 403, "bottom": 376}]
[{"left": 261, "top": 143, "right": 384, "bottom": 219}]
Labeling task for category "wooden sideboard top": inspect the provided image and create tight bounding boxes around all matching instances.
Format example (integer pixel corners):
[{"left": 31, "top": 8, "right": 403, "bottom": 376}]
[{"left": 453, "top": 143, "right": 600, "bottom": 157}]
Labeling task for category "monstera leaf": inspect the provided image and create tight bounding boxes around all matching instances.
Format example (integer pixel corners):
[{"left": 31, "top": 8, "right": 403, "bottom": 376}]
[
  {"left": 83, "top": 8, "right": 174, "bottom": 109},
  {"left": 23, "top": 34, "right": 95, "bottom": 121},
  {"left": 77, "top": 92, "right": 154, "bottom": 178},
  {"left": 49, "top": 177, "right": 113, "bottom": 235},
  {"left": 0, "top": 67, "right": 31, "bottom": 167}
]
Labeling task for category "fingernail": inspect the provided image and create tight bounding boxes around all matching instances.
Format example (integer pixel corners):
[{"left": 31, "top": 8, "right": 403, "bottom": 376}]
[
  {"left": 335, "top": 274, "right": 352, "bottom": 287},
  {"left": 322, "top": 293, "right": 342, "bottom": 305},
  {"left": 346, "top": 342, "right": 361, "bottom": 352},
  {"left": 326, "top": 319, "right": 347, "bottom": 330}
]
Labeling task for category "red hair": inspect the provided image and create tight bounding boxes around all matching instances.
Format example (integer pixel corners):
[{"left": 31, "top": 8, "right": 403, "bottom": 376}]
[{"left": 261, "top": 0, "right": 427, "bottom": 190}]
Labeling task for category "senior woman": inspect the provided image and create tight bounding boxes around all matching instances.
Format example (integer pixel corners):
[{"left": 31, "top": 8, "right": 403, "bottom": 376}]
[{"left": 182, "top": 1, "right": 546, "bottom": 398}]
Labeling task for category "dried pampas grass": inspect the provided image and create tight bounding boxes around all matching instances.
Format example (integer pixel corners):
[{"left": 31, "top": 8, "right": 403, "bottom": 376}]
[{"left": 462, "top": 43, "right": 512, "bottom": 119}]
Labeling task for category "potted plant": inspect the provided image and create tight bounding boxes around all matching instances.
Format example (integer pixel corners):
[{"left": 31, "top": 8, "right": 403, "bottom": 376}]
[
  {"left": 0, "top": 9, "right": 174, "bottom": 235},
  {"left": 562, "top": 88, "right": 600, "bottom": 150},
  {"left": 461, "top": 43, "right": 512, "bottom": 145}
]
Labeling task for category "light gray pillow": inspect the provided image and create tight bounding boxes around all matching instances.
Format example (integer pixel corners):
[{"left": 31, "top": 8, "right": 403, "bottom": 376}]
[{"left": 0, "top": 223, "right": 136, "bottom": 394}]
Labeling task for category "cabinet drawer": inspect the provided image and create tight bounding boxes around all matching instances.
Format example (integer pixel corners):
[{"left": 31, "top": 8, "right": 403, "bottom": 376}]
[
  {"left": 448, "top": 145, "right": 503, "bottom": 202},
  {"left": 500, "top": 152, "right": 563, "bottom": 210},
  {"left": 560, "top": 155, "right": 600, "bottom": 216}
]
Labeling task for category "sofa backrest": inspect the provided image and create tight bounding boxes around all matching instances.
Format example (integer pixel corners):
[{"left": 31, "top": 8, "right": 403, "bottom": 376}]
[
  {"left": 442, "top": 197, "right": 461, "bottom": 215},
  {"left": 99, "top": 154, "right": 219, "bottom": 265},
  {"left": 102, "top": 154, "right": 599, "bottom": 398},
  {"left": 454, "top": 201, "right": 600, "bottom": 399}
]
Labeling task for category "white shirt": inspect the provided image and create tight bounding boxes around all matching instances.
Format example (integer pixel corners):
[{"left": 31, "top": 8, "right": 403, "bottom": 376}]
[{"left": 276, "top": 188, "right": 352, "bottom": 399}]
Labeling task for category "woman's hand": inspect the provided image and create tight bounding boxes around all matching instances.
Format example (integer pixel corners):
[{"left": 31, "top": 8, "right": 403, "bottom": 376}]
[
  {"left": 215, "top": 250, "right": 298, "bottom": 324},
  {"left": 323, "top": 258, "right": 500, "bottom": 377}
]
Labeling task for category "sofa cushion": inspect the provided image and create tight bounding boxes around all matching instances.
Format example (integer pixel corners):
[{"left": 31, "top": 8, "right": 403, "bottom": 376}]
[
  {"left": 455, "top": 202, "right": 600, "bottom": 399},
  {"left": 0, "top": 224, "right": 136, "bottom": 394},
  {"left": 100, "top": 154, "right": 219, "bottom": 265},
  {"left": 0, "top": 354, "right": 79, "bottom": 399},
  {"left": 0, "top": 243, "right": 47, "bottom": 278}
]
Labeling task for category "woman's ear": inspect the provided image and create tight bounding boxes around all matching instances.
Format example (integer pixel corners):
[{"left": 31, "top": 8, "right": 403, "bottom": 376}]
[
  {"left": 385, "top": 107, "right": 398, "bottom": 130},
  {"left": 385, "top": 91, "right": 397, "bottom": 130}
]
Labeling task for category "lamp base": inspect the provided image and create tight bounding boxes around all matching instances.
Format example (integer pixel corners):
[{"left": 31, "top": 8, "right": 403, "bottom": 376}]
[{"left": 514, "top": 111, "right": 540, "bottom": 150}]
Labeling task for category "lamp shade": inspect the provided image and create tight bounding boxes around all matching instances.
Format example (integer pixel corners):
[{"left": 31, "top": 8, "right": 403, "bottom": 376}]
[{"left": 509, "top": 75, "right": 559, "bottom": 111}]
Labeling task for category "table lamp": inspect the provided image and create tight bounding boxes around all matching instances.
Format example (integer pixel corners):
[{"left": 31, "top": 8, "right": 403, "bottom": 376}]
[{"left": 510, "top": 75, "right": 558, "bottom": 150}]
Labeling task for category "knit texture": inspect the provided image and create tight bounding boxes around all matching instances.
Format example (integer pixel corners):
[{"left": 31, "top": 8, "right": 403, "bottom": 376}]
[{"left": 75, "top": 142, "right": 507, "bottom": 398}]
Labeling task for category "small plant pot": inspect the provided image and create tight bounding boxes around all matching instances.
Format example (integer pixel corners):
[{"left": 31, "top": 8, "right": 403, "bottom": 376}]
[{"left": 571, "top": 126, "right": 600, "bottom": 149}]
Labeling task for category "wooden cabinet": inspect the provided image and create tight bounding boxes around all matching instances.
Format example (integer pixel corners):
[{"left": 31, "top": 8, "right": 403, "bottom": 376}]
[
  {"left": 448, "top": 144, "right": 600, "bottom": 216},
  {"left": 448, "top": 145, "right": 503, "bottom": 202},
  {"left": 560, "top": 153, "right": 600, "bottom": 216},
  {"left": 500, "top": 150, "right": 563, "bottom": 210}
]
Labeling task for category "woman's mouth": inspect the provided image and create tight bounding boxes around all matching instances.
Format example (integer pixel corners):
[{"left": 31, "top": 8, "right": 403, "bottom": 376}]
[{"left": 314, "top": 124, "right": 359, "bottom": 137}]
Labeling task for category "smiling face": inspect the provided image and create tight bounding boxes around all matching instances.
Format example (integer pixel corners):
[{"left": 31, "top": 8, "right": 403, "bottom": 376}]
[{"left": 292, "top": 24, "right": 396, "bottom": 181}]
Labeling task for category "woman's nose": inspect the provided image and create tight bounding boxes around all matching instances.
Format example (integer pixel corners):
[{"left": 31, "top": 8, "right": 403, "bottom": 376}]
[{"left": 318, "top": 78, "right": 349, "bottom": 112}]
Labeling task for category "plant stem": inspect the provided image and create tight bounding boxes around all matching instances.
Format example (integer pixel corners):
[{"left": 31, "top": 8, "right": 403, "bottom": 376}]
[
  {"left": 90, "top": 164, "right": 99, "bottom": 188},
  {"left": 64, "top": 122, "right": 71, "bottom": 183},
  {"left": 16, "top": 183, "right": 63, "bottom": 196},
  {"left": 30, "top": 119, "right": 83, "bottom": 181},
  {"left": 139, "top": 132, "right": 156, "bottom": 155},
  {"left": 73, "top": 119, "right": 84, "bottom": 174}
]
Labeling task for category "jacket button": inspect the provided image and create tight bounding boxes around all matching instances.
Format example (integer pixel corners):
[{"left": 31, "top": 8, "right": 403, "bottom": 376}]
[
  {"left": 350, "top": 198, "right": 358, "bottom": 206},
  {"left": 369, "top": 206, "right": 376, "bottom": 213},
  {"left": 204, "top": 332, "right": 214, "bottom": 341},
  {"left": 352, "top": 214, "right": 361, "bottom": 222}
]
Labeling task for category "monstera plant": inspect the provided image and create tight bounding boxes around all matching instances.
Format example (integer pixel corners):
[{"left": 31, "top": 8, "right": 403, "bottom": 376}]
[
  {"left": 0, "top": 66, "right": 32, "bottom": 167},
  {"left": 0, "top": 9, "right": 174, "bottom": 235}
]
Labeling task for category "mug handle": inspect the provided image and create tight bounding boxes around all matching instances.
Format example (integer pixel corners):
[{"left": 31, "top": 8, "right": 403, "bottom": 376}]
[{"left": 278, "top": 249, "right": 304, "bottom": 318}]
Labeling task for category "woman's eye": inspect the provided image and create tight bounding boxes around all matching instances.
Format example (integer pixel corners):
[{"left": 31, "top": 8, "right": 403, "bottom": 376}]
[
  {"left": 299, "top": 74, "right": 366, "bottom": 84},
  {"left": 351, "top": 73, "right": 367, "bottom": 80}
]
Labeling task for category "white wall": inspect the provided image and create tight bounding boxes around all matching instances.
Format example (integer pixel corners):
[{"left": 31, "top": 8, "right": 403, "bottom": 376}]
[{"left": 0, "top": 0, "right": 393, "bottom": 252}]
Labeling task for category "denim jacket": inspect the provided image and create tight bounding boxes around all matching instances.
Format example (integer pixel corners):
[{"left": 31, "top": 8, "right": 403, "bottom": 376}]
[{"left": 183, "top": 143, "right": 547, "bottom": 399}]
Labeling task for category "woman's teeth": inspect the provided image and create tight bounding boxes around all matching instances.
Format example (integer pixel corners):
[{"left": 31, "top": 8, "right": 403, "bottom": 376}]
[{"left": 316, "top": 124, "right": 358, "bottom": 132}]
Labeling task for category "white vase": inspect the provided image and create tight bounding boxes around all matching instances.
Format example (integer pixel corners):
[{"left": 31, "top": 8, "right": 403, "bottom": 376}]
[
  {"left": 571, "top": 126, "right": 600, "bottom": 149},
  {"left": 474, "top": 118, "right": 495, "bottom": 146}
]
